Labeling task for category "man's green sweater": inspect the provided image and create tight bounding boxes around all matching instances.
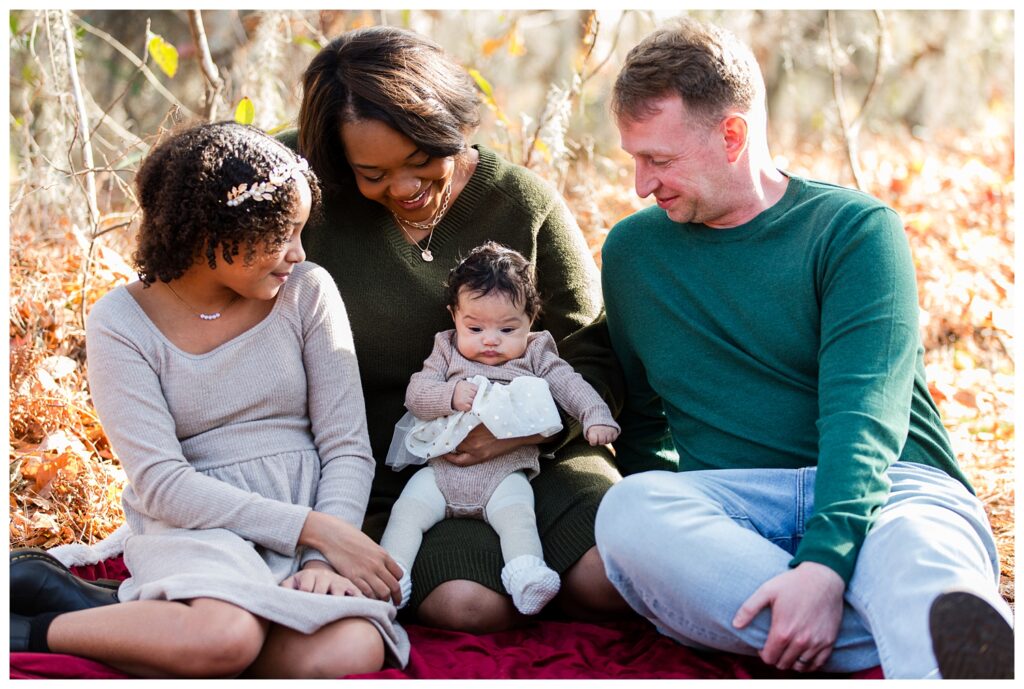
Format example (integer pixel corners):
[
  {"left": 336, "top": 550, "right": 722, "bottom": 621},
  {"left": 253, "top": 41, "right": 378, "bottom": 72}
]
[{"left": 601, "top": 174, "right": 969, "bottom": 584}]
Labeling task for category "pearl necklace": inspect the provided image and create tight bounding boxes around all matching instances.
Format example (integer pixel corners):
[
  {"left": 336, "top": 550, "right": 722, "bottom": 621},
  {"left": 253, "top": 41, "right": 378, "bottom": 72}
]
[
  {"left": 165, "top": 283, "right": 239, "bottom": 321},
  {"left": 391, "top": 181, "right": 453, "bottom": 262}
]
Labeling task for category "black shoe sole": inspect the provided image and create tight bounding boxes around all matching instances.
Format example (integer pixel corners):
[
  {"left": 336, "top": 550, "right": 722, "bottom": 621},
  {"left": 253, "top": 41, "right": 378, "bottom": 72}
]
[{"left": 930, "top": 590, "right": 1014, "bottom": 679}]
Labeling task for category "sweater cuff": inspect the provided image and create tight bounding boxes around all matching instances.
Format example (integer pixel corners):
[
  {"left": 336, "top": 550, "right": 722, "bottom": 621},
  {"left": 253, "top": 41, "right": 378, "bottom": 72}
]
[
  {"left": 264, "top": 503, "right": 314, "bottom": 558},
  {"left": 580, "top": 409, "right": 620, "bottom": 433},
  {"left": 788, "top": 537, "right": 857, "bottom": 585},
  {"left": 408, "top": 380, "right": 460, "bottom": 419}
]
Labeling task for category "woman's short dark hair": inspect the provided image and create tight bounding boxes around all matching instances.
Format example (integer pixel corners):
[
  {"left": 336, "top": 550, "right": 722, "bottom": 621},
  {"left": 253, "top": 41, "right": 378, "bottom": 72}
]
[
  {"left": 612, "top": 18, "right": 762, "bottom": 127},
  {"left": 298, "top": 25, "right": 481, "bottom": 188},
  {"left": 133, "top": 121, "right": 321, "bottom": 285},
  {"left": 446, "top": 242, "right": 542, "bottom": 320}
]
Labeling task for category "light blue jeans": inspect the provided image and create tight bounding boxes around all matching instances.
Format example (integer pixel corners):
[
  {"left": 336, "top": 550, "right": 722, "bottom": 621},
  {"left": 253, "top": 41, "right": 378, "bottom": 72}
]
[{"left": 595, "top": 461, "right": 1010, "bottom": 678}]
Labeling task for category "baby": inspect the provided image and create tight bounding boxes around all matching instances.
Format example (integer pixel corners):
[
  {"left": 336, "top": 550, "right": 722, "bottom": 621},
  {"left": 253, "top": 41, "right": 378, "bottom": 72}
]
[{"left": 381, "top": 242, "right": 619, "bottom": 615}]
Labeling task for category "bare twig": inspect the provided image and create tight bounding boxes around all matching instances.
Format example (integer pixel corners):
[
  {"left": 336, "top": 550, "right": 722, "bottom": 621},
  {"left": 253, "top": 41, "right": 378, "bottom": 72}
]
[
  {"left": 826, "top": 10, "right": 887, "bottom": 192},
  {"left": 826, "top": 11, "right": 861, "bottom": 190},
  {"left": 581, "top": 10, "right": 627, "bottom": 88},
  {"left": 524, "top": 10, "right": 599, "bottom": 170},
  {"left": 188, "top": 10, "right": 225, "bottom": 120},
  {"left": 75, "top": 15, "right": 197, "bottom": 118},
  {"left": 59, "top": 10, "right": 99, "bottom": 229}
]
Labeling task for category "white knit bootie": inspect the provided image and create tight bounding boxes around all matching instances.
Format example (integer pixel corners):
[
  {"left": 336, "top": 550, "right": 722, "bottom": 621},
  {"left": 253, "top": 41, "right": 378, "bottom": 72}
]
[
  {"left": 395, "top": 563, "right": 413, "bottom": 610},
  {"left": 500, "top": 554, "right": 560, "bottom": 615}
]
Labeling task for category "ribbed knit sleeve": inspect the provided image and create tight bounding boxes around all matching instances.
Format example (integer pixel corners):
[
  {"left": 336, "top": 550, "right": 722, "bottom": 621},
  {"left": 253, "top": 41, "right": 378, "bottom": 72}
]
[
  {"left": 85, "top": 293, "right": 311, "bottom": 556},
  {"left": 297, "top": 267, "right": 377, "bottom": 566},
  {"left": 404, "top": 331, "right": 460, "bottom": 420},
  {"left": 528, "top": 331, "right": 619, "bottom": 432}
]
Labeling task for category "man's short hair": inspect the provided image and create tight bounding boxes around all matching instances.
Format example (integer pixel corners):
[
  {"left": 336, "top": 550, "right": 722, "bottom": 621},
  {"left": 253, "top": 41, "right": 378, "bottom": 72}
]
[{"left": 612, "top": 18, "right": 763, "bottom": 127}]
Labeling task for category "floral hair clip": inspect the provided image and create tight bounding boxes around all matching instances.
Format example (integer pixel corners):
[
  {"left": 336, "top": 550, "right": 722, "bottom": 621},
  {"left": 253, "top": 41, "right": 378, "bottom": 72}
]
[{"left": 225, "top": 157, "right": 310, "bottom": 207}]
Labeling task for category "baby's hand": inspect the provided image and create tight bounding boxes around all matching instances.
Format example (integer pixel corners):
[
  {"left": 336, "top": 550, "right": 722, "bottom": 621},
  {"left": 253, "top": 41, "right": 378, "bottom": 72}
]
[
  {"left": 282, "top": 564, "right": 362, "bottom": 596},
  {"left": 585, "top": 424, "right": 620, "bottom": 446},
  {"left": 452, "top": 380, "right": 479, "bottom": 412}
]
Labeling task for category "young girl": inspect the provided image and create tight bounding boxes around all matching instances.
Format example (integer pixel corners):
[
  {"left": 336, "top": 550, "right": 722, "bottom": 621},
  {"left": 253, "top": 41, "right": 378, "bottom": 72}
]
[
  {"left": 8, "top": 122, "right": 408, "bottom": 677},
  {"left": 381, "top": 242, "right": 619, "bottom": 616}
]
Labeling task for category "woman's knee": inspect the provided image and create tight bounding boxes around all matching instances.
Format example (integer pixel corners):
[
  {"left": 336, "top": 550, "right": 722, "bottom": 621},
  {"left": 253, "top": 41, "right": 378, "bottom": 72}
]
[
  {"left": 293, "top": 619, "right": 385, "bottom": 678},
  {"left": 178, "top": 600, "right": 266, "bottom": 677},
  {"left": 417, "top": 580, "right": 520, "bottom": 633},
  {"left": 558, "top": 547, "right": 633, "bottom": 619}
]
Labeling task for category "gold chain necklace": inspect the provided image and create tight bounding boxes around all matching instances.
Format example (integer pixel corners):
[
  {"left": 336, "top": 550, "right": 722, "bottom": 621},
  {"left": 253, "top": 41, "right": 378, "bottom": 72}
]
[
  {"left": 165, "top": 283, "right": 240, "bottom": 321},
  {"left": 391, "top": 180, "right": 453, "bottom": 262}
]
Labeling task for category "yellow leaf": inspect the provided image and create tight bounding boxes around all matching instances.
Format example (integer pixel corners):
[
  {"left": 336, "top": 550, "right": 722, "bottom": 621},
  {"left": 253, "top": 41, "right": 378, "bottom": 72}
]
[
  {"left": 482, "top": 37, "right": 505, "bottom": 57},
  {"left": 533, "top": 139, "right": 553, "bottom": 164},
  {"left": 467, "top": 69, "right": 494, "bottom": 100},
  {"left": 146, "top": 33, "right": 178, "bottom": 78},
  {"left": 507, "top": 30, "right": 526, "bottom": 57},
  {"left": 234, "top": 97, "right": 255, "bottom": 125},
  {"left": 953, "top": 348, "right": 977, "bottom": 371}
]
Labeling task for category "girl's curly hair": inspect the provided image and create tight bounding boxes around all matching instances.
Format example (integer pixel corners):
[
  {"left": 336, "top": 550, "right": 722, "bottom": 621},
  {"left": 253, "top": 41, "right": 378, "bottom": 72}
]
[
  {"left": 133, "top": 121, "right": 322, "bottom": 285},
  {"left": 445, "top": 242, "right": 542, "bottom": 320}
]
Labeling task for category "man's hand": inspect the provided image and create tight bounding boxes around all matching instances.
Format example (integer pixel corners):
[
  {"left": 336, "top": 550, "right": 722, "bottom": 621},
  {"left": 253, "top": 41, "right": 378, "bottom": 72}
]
[
  {"left": 732, "top": 561, "right": 846, "bottom": 673},
  {"left": 281, "top": 560, "right": 362, "bottom": 596},
  {"left": 443, "top": 423, "right": 545, "bottom": 467},
  {"left": 451, "top": 381, "right": 478, "bottom": 412},
  {"left": 585, "top": 424, "right": 620, "bottom": 446}
]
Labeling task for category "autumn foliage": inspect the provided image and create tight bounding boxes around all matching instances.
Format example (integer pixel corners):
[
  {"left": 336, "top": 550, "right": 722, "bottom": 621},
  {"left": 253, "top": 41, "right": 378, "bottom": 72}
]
[{"left": 7, "top": 10, "right": 1014, "bottom": 605}]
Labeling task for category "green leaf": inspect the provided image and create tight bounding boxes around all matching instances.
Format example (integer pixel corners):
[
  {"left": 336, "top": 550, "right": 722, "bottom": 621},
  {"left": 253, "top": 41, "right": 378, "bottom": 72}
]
[
  {"left": 146, "top": 32, "right": 178, "bottom": 78},
  {"left": 234, "top": 97, "right": 255, "bottom": 125},
  {"left": 265, "top": 120, "right": 291, "bottom": 136},
  {"left": 10, "top": 13, "right": 20, "bottom": 36},
  {"left": 293, "top": 35, "right": 321, "bottom": 51},
  {"left": 467, "top": 68, "right": 494, "bottom": 99}
]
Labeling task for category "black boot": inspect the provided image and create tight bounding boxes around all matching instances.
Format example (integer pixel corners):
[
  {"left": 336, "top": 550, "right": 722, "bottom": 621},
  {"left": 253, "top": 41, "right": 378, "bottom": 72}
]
[
  {"left": 10, "top": 611, "right": 61, "bottom": 653},
  {"left": 930, "top": 590, "right": 1014, "bottom": 679},
  {"left": 10, "top": 613, "right": 31, "bottom": 652},
  {"left": 10, "top": 548, "right": 119, "bottom": 616}
]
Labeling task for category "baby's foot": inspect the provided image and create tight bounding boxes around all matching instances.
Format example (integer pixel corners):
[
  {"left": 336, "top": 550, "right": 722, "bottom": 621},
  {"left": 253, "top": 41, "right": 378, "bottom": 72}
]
[
  {"left": 395, "top": 564, "right": 413, "bottom": 610},
  {"left": 500, "top": 554, "right": 560, "bottom": 615}
]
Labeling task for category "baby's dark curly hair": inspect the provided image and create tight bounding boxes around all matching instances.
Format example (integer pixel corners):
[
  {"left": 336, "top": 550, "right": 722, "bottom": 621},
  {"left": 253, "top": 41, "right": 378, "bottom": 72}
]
[
  {"left": 133, "top": 121, "right": 322, "bottom": 285},
  {"left": 445, "top": 242, "right": 542, "bottom": 320}
]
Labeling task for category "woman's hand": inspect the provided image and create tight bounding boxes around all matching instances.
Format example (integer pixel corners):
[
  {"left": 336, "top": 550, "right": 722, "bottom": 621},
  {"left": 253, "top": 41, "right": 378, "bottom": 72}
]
[
  {"left": 281, "top": 560, "right": 362, "bottom": 596},
  {"left": 443, "top": 424, "right": 546, "bottom": 467},
  {"left": 300, "top": 511, "right": 404, "bottom": 605}
]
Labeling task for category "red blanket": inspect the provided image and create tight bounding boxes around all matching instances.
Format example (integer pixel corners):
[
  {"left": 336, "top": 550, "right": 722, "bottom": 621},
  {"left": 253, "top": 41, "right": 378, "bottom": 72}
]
[{"left": 10, "top": 557, "right": 883, "bottom": 679}]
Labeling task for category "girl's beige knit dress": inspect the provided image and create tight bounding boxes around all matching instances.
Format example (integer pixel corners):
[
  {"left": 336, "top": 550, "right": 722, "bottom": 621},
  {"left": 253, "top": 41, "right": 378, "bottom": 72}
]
[{"left": 85, "top": 262, "right": 409, "bottom": 667}]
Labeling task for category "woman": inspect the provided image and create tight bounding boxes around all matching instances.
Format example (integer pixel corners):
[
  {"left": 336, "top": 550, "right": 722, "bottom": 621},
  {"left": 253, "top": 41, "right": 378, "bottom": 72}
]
[{"left": 284, "top": 25, "right": 631, "bottom": 632}]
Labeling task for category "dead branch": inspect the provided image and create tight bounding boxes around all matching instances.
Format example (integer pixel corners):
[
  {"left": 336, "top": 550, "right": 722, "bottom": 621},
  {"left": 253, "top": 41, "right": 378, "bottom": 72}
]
[
  {"left": 581, "top": 10, "right": 627, "bottom": 88},
  {"left": 188, "top": 10, "right": 226, "bottom": 121},
  {"left": 74, "top": 15, "right": 197, "bottom": 119},
  {"left": 523, "top": 10, "right": 599, "bottom": 171},
  {"left": 58, "top": 10, "right": 99, "bottom": 229}
]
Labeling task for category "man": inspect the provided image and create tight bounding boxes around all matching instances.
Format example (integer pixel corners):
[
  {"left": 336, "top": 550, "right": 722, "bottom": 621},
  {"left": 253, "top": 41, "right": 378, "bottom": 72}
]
[{"left": 595, "top": 18, "right": 1013, "bottom": 679}]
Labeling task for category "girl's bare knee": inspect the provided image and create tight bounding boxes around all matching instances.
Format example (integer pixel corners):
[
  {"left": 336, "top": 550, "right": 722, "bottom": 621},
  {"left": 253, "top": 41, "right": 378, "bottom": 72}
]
[{"left": 179, "top": 600, "right": 266, "bottom": 677}]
